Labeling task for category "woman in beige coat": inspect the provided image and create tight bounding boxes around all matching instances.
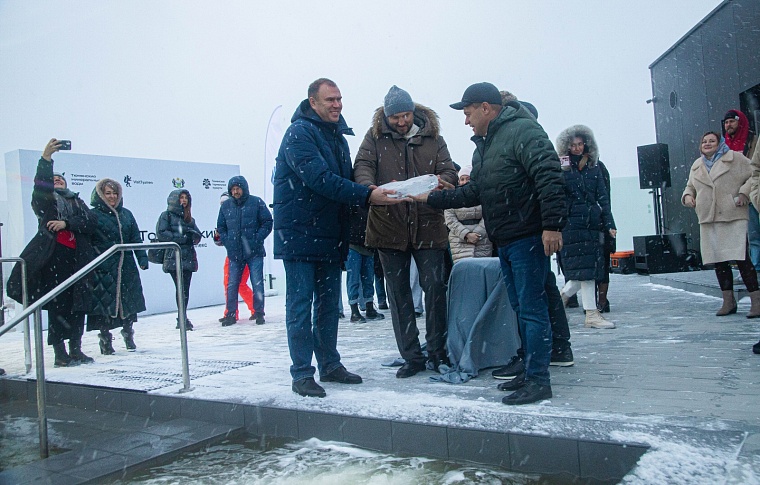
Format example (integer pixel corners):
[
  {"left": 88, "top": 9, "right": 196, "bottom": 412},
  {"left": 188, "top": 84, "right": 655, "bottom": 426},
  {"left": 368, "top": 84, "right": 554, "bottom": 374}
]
[
  {"left": 682, "top": 131, "right": 760, "bottom": 317},
  {"left": 444, "top": 166, "right": 493, "bottom": 263}
]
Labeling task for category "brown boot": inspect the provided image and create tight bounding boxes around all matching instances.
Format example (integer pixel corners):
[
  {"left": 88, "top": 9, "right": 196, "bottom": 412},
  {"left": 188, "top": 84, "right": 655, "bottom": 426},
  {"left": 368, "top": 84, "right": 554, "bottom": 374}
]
[
  {"left": 716, "top": 290, "right": 737, "bottom": 316},
  {"left": 748, "top": 291, "right": 760, "bottom": 319}
]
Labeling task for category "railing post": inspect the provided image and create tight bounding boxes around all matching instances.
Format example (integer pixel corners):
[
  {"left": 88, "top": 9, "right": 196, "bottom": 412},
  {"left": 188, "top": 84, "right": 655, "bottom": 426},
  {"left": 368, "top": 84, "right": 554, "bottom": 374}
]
[
  {"left": 22, "top": 260, "right": 31, "bottom": 374},
  {"left": 33, "top": 307, "right": 48, "bottom": 459},
  {"left": 175, "top": 249, "right": 192, "bottom": 393},
  {"left": 0, "top": 222, "right": 4, "bottom": 328}
]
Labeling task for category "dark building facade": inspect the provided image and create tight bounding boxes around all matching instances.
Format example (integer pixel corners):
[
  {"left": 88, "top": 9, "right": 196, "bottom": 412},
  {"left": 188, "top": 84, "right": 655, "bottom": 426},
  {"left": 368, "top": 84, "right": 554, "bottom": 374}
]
[{"left": 649, "top": 0, "right": 760, "bottom": 253}]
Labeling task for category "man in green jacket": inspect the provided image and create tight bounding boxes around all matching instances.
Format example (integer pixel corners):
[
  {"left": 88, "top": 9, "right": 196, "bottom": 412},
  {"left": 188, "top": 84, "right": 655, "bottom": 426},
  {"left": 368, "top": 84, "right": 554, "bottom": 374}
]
[{"left": 414, "top": 82, "right": 566, "bottom": 405}]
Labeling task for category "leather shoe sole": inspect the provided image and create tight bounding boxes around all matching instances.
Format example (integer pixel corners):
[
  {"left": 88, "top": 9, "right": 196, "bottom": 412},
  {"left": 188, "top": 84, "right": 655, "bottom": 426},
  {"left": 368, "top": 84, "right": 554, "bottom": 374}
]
[
  {"left": 396, "top": 362, "right": 426, "bottom": 378},
  {"left": 292, "top": 378, "right": 326, "bottom": 398}
]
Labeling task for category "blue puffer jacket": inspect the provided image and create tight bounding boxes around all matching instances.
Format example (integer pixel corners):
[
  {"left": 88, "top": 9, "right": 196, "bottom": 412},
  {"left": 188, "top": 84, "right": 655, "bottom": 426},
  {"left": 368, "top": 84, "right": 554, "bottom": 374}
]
[
  {"left": 217, "top": 175, "right": 273, "bottom": 261},
  {"left": 272, "top": 99, "right": 371, "bottom": 262}
]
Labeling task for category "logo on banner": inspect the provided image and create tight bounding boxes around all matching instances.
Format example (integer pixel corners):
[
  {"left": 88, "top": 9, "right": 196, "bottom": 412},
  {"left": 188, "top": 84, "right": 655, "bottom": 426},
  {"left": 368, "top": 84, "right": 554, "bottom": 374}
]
[
  {"left": 203, "top": 178, "right": 211, "bottom": 189},
  {"left": 122, "top": 174, "right": 153, "bottom": 187},
  {"left": 172, "top": 178, "right": 185, "bottom": 188}
]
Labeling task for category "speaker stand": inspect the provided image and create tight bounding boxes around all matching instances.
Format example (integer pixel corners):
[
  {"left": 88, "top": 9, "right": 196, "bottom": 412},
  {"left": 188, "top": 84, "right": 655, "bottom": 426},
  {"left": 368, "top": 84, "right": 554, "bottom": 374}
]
[{"left": 650, "top": 184, "right": 665, "bottom": 235}]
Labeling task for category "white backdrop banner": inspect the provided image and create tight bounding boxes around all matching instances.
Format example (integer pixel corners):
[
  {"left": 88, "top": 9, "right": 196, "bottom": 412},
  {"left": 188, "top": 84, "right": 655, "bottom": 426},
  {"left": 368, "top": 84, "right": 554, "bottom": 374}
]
[{"left": 4, "top": 149, "right": 240, "bottom": 315}]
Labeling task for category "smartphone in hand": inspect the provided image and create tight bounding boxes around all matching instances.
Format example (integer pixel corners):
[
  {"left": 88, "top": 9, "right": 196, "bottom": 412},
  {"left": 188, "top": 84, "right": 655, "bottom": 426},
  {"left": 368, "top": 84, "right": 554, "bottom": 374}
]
[{"left": 58, "top": 140, "right": 71, "bottom": 150}]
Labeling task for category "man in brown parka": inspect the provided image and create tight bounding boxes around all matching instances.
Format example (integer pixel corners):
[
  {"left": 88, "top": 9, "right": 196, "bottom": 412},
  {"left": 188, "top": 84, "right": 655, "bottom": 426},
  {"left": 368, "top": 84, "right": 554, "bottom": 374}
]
[{"left": 354, "top": 86, "right": 458, "bottom": 378}]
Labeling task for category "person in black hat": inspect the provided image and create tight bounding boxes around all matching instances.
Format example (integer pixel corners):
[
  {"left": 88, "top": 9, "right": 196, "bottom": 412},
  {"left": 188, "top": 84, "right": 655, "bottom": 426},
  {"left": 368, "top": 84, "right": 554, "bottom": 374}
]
[{"left": 413, "top": 82, "right": 567, "bottom": 405}]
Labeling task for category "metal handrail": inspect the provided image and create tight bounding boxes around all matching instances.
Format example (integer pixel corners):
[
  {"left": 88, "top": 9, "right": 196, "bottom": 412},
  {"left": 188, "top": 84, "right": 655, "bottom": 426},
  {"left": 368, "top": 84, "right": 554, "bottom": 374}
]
[
  {"left": 1, "top": 241, "right": 193, "bottom": 458},
  {"left": 0, "top": 257, "right": 30, "bottom": 373}
]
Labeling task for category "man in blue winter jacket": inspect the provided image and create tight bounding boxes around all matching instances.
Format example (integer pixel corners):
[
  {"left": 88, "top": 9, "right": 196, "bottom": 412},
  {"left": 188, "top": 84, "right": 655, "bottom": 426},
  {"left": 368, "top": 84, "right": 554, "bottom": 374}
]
[
  {"left": 273, "top": 78, "right": 405, "bottom": 398},
  {"left": 217, "top": 175, "right": 273, "bottom": 326}
]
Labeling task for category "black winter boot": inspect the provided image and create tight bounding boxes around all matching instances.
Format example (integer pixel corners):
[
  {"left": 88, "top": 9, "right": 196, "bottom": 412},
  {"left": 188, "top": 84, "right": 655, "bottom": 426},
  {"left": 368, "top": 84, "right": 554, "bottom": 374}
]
[
  {"left": 121, "top": 323, "right": 136, "bottom": 351},
  {"left": 69, "top": 339, "right": 94, "bottom": 364},
  {"left": 365, "top": 302, "right": 384, "bottom": 320},
  {"left": 350, "top": 303, "right": 366, "bottom": 323},
  {"left": 53, "top": 342, "right": 77, "bottom": 367},
  {"left": 99, "top": 330, "right": 116, "bottom": 355}
]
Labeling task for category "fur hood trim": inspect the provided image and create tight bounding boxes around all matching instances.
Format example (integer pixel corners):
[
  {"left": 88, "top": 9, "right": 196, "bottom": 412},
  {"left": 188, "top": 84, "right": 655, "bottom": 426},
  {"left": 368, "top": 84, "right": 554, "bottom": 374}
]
[
  {"left": 92, "top": 178, "right": 123, "bottom": 211},
  {"left": 370, "top": 103, "right": 441, "bottom": 139},
  {"left": 556, "top": 124, "right": 599, "bottom": 166}
]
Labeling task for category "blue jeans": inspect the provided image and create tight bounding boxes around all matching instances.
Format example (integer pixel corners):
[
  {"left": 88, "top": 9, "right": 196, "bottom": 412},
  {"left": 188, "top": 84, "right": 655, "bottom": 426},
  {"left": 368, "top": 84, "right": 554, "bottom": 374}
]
[
  {"left": 226, "top": 255, "right": 264, "bottom": 316},
  {"left": 749, "top": 204, "right": 760, "bottom": 272},
  {"left": 284, "top": 260, "right": 343, "bottom": 382},
  {"left": 497, "top": 235, "right": 552, "bottom": 386},
  {"left": 346, "top": 249, "right": 375, "bottom": 305}
]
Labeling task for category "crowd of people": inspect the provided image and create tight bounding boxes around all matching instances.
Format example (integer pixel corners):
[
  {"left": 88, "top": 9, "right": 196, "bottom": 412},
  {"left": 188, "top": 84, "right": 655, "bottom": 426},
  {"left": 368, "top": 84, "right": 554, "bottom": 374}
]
[{"left": 3, "top": 80, "right": 759, "bottom": 404}]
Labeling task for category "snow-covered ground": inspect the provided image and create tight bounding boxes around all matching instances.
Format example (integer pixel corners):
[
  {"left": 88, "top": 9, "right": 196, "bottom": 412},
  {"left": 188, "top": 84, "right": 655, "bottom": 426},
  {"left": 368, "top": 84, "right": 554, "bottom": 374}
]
[{"left": 2, "top": 273, "right": 760, "bottom": 483}]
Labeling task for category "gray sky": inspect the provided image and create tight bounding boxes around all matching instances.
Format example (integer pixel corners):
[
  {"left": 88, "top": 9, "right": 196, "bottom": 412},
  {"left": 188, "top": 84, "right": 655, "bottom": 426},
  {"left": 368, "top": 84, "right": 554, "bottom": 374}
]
[{"left": 0, "top": 0, "right": 721, "bottom": 198}]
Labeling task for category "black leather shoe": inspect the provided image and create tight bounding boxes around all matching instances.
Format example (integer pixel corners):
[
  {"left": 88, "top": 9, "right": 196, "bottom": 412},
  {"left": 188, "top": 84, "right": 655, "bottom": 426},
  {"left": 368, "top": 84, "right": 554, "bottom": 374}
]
[
  {"left": 396, "top": 361, "right": 426, "bottom": 378},
  {"left": 292, "top": 378, "right": 326, "bottom": 398},
  {"left": 220, "top": 315, "right": 236, "bottom": 327},
  {"left": 497, "top": 373, "right": 525, "bottom": 392},
  {"left": 320, "top": 366, "right": 363, "bottom": 384},
  {"left": 502, "top": 381, "right": 552, "bottom": 405}
]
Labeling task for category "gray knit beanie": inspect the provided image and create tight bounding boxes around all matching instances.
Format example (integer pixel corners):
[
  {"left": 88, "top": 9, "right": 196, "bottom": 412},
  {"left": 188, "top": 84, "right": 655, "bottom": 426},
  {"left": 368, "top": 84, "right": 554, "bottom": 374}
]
[
  {"left": 383, "top": 85, "right": 414, "bottom": 116},
  {"left": 54, "top": 172, "right": 67, "bottom": 186}
]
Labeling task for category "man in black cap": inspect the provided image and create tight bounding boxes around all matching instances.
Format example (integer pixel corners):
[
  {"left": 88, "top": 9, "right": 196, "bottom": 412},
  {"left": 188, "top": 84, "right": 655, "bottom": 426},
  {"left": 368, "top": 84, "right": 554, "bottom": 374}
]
[
  {"left": 354, "top": 85, "right": 458, "bottom": 378},
  {"left": 413, "top": 82, "right": 566, "bottom": 405}
]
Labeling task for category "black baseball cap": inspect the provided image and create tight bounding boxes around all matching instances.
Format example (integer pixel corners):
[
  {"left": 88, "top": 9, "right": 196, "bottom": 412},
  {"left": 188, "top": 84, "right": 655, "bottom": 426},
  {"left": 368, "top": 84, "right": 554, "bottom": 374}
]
[{"left": 450, "top": 82, "right": 502, "bottom": 110}]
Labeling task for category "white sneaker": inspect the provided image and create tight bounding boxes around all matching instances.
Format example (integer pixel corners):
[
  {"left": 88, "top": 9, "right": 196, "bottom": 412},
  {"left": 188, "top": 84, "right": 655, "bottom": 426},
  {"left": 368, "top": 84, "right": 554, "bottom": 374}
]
[{"left": 585, "top": 309, "right": 615, "bottom": 329}]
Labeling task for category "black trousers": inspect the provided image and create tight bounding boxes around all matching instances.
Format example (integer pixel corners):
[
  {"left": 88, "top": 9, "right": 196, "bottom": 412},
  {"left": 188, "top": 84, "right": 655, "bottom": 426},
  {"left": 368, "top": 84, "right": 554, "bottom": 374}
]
[
  {"left": 47, "top": 310, "right": 85, "bottom": 345},
  {"left": 378, "top": 248, "right": 448, "bottom": 364},
  {"left": 170, "top": 270, "right": 193, "bottom": 318}
]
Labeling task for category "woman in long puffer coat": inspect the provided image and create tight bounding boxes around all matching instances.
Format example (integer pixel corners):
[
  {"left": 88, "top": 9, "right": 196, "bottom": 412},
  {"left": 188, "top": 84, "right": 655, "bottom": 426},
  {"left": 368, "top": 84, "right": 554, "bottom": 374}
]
[
  {"left": 87, "top": 178, "right": 148, "bottom": 354},
  {"left": 156, "top": 189, "right": 201, "bottom": 330},
  {"left": 444, "top": 166, "right": 493, "bottom": 263},
  {"left": 555, "top": 125, "right": 616, "bottom": 329},
  {"left": 7, "top": 139, "right": 97, "bottom": 367}
]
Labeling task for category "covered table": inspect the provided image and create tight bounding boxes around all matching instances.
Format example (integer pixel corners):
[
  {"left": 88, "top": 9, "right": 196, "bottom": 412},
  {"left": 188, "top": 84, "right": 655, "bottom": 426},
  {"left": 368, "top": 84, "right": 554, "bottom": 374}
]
[{"left": 433, "top": 257, "right": 520, "bottom": 383}]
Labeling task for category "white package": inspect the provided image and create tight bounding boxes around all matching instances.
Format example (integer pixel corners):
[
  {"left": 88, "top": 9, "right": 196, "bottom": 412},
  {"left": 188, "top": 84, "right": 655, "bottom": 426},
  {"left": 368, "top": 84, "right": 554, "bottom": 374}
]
[{"left": 379, "top": 174, "right": 439, "bottom": 198}]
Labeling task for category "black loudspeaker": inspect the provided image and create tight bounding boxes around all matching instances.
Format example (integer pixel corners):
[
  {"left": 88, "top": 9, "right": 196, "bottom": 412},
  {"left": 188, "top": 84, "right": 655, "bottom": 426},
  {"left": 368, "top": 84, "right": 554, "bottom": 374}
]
[
  {"left": 633, "top": 234, "right": 688, "bottom": 274},
  {"left": 637, "top": 143, "right": 671, "bottom": 189}
]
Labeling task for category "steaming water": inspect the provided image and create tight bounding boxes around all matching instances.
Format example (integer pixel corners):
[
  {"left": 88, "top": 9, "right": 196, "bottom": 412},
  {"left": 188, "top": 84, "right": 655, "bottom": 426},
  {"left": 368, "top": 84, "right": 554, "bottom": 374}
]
[
  {"left": 117, "top": 436, "right": 561, "bottom": 485},
  {"left": 0, "top": 415, "right": 67, "bottom": 471}
]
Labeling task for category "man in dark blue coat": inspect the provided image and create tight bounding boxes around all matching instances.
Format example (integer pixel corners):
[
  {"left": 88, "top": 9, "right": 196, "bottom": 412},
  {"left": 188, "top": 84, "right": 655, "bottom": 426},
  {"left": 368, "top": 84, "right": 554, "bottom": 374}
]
[
  {"left": 217, "top": 175, "right": 273, "bottom": 326},
  {"left": 273, "top": 78, "right": 404, "bottom": 398}
]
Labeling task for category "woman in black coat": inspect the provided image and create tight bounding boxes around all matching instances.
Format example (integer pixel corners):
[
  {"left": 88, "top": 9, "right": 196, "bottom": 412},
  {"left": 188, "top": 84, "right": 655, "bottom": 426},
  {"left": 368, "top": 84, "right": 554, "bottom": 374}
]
[
  {"left": 156, "top": 189, "right": 201, "bottom": 330},
  {"left": 555, "top": 125, "right": 616, "bottom": 329},
  {"left": 87, "top": 178, "right": 148, "bottom": 354},
  {"left": 7, "top": 139, "right": 97, "bottom": 366}
]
